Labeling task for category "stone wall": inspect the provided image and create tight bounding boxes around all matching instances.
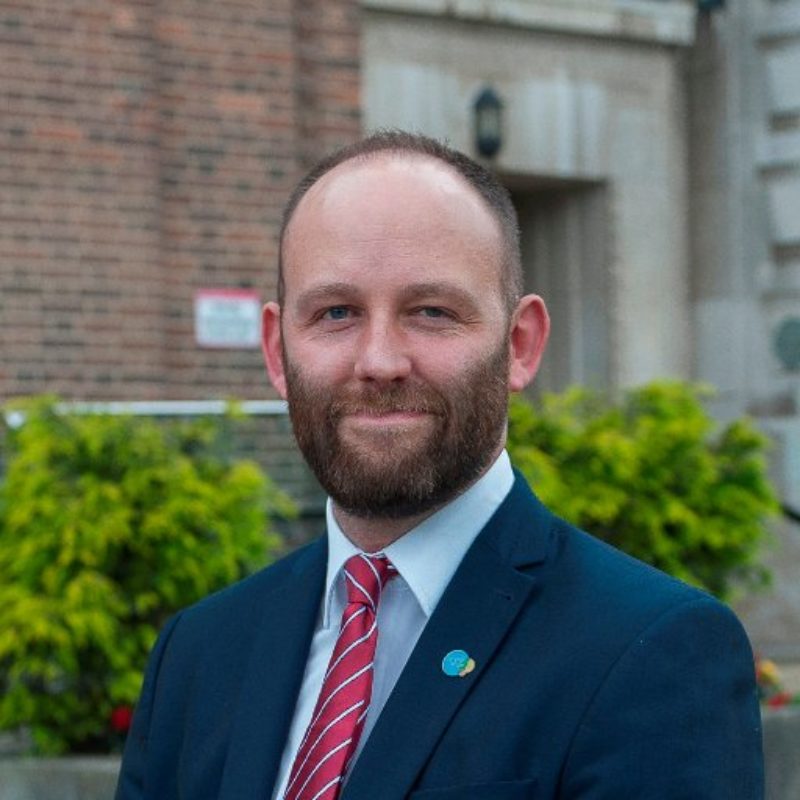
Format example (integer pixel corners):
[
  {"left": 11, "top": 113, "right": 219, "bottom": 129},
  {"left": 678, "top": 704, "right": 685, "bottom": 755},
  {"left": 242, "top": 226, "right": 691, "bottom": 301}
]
[
  {"left": 688, "top": 0, "right": 800, "bottom": 656},
  {"left": 361, "top": 0, "right": 696, "bottom": 393},
  {"left": 688, "top": 0, "right": 800, "bottom": 423}
]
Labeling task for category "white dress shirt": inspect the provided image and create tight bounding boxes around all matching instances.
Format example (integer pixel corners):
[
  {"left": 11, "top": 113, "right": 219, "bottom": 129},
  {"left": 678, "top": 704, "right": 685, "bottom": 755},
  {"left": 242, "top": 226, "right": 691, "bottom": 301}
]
[{"left": 270, "top": 451, "right": 514, "bottom": 800}]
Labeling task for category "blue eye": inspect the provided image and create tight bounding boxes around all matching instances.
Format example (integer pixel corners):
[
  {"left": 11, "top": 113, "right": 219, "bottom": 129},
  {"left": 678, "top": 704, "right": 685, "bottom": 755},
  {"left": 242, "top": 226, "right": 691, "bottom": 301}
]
[
  {"left": 324, "top": 306, "right": 349, "bottom": 321},
  {"left": 419, "top": 307, "right": 448, "bottom": 318}
]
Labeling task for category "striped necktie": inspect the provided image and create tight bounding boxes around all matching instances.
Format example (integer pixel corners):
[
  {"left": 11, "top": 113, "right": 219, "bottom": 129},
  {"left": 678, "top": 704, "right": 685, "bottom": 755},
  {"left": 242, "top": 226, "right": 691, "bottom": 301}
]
[{"left": 283, "top": 553, "right": 397, "bottom": 800}]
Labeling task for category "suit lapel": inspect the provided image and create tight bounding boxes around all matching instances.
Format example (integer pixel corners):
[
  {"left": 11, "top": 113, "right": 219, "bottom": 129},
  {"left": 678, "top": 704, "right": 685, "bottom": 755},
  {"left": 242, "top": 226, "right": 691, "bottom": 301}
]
[
  {"left": 218, "top": 538, "right": 327, "bottom": 800},
  {"left": 343, "top": 476, "right": 552, "bottom": 800}
]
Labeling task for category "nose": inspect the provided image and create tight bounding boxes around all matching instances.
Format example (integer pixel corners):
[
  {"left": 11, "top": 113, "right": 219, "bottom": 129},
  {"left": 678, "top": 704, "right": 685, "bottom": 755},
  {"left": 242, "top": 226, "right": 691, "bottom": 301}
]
[{"left": 353, "top": 319, "right": 412, "bottom": 383}]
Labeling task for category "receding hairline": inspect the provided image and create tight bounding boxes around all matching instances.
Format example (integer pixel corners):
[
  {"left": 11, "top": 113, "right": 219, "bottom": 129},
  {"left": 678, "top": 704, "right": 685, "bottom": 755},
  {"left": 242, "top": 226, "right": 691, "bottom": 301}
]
[
  {"left": 277, "top": 133, "right": 523, "bottom": 310},
  {"left": 283, "top": 150, "right": 506, "bottom": 254}
]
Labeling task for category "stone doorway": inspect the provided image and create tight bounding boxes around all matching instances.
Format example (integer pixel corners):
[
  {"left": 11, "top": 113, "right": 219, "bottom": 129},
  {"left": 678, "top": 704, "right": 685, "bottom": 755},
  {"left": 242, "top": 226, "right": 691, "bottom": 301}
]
[{"left": 511, "top": 182, "right": 613, "bottom": 395}]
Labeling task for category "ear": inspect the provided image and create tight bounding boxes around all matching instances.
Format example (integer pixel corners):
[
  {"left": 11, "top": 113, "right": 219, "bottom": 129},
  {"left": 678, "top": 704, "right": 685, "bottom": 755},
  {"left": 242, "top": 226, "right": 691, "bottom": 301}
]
[
  {"left": 262, "top": 301, "right": 288, "bottom": 399},
  {"left": 508, "top": 294, "right": 550, "bottom": 393}
]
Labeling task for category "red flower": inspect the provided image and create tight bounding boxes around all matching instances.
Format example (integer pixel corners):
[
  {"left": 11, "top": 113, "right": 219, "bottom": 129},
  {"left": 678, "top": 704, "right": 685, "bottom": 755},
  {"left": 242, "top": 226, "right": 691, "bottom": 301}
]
[
  {"left": 110, "top": 705, "right": 134, "bottom": 733},
  {"left": 766, "top": 692, "right": 793, "bottom": 710}
]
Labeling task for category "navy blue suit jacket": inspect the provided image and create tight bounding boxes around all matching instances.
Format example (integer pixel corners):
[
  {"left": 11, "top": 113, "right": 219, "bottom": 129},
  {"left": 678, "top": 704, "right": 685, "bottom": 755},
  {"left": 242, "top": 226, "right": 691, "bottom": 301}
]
[{"left": 116, "top": 475, "right": 764, "bottom": 799}]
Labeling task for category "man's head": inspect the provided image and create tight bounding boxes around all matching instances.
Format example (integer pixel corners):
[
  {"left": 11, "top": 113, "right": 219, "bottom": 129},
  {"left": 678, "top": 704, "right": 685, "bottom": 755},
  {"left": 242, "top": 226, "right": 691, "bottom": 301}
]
[
  {"left": 263, "top": 131, "right": 549, "bottom": 523},
  {"left": 277, "top": 130, "right": 524, "bottom": 315}
]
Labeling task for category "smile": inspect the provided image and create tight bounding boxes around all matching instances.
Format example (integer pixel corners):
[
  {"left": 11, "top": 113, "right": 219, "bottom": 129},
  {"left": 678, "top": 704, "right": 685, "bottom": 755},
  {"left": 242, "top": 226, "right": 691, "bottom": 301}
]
[{"left": 342, "top": 410, "right": 433, "bottom": 427}]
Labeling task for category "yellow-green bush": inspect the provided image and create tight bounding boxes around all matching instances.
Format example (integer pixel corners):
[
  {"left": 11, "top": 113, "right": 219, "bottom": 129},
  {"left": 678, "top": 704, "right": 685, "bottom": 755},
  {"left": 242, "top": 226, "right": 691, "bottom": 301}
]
[
  {"left": 0, "top": 398, "right": 292, "bottom": 754},
  {"left": 508, "top": 382, "right": 777, "bottom": 600}
]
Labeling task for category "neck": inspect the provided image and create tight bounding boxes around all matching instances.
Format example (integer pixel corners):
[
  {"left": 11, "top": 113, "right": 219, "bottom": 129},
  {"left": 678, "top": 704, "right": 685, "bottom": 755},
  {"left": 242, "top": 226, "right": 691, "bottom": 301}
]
[{"left": 331, "top": 505, "right": 438, "bottom": 553}]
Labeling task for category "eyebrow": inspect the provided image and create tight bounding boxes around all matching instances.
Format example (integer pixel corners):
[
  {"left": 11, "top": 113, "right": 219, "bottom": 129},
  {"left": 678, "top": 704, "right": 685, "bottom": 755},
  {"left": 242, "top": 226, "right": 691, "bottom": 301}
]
[
  {"left": 396, "top": 282, "right": 479, "bottom": 309},
  {"left": 292, "top": 280, "right": 481, "bottom": 315},
  {"left": 294, "top": 282, "right": 359, "bottom": 314}
]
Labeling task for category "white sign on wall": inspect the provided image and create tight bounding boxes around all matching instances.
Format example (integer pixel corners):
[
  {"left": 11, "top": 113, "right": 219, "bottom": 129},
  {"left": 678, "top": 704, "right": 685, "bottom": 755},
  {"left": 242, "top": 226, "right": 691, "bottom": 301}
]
[{"left": 194, "top": 289, "right": 262, "bottom": 349}]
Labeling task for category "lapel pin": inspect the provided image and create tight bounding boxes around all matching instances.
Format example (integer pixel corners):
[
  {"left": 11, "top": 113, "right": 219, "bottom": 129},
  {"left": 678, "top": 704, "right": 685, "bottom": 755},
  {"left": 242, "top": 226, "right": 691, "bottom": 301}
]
[{"left": 442, "top": 649, "right": 476, "bottom": 678}]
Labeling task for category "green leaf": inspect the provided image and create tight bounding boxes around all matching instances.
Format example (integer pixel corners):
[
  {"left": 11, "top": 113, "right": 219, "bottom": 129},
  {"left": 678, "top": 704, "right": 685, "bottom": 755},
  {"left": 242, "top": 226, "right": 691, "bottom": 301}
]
[
  {"left": 0, "top": 397, "right": 293, "bottom": 753},
  {"left": 508, "top": 382, "right": 777, "bottom": 602}
]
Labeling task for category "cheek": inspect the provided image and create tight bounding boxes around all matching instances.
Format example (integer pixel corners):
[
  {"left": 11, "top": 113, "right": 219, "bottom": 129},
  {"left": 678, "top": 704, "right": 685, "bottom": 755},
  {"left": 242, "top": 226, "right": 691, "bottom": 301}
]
[
  {"left": 289, "top": 340, "right": 355, "bottom": 383},
  {"left": 401, "top": 354, "right": 469, "bottom": 391},
  {"left": 414, "top": 353, "right": 464, "bottom": 383},
  {"left": 415, "top": 338, "right": 509, "bottom": 380}
]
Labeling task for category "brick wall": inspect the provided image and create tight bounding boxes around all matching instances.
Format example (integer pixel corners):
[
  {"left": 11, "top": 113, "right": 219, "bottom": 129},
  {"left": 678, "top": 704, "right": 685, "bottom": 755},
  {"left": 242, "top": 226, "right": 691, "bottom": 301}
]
[{"left": 0, "top": 0, "right": 361, "bottom": 401}]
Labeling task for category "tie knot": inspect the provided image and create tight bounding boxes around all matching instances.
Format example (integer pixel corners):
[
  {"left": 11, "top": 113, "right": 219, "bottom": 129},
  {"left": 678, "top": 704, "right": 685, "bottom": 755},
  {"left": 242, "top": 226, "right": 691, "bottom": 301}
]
[{"left": 343, "top": 553, "right": 397, "bottom": 609}]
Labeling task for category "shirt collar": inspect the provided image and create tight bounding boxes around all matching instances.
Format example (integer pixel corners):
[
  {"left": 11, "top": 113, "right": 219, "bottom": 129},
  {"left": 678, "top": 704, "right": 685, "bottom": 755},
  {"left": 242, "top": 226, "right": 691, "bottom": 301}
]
[{"left": 323, "top": 450, "right": 514, "bottom": 626}]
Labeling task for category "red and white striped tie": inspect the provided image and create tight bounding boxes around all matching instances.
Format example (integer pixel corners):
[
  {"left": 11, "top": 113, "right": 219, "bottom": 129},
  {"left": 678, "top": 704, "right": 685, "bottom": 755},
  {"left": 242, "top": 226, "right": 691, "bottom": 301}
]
[{"left": 283, "top": 553, "right": 397, "bottom": 800}]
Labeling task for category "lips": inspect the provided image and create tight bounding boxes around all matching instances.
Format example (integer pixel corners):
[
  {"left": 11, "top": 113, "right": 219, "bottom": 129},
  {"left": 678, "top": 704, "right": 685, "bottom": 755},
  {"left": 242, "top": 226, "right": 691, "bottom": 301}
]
[
  {"left": 342, "top": 407, "right": 433, "bottom": 418},
  {"left": 341, "top": 408, "right": 435, "bottom": 428},
  {"left": 330, "top": 394, "right": 446, "bottom": 421},
  {"left": 345, "top": 409, "right": 430, "bottom": 422}
]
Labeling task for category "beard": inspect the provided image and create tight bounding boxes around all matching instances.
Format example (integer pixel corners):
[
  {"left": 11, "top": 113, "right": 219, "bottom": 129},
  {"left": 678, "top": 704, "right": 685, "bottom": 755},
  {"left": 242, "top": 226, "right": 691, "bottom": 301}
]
[{"left": 283, "top": 338, "right": 511, "bottom": 520}]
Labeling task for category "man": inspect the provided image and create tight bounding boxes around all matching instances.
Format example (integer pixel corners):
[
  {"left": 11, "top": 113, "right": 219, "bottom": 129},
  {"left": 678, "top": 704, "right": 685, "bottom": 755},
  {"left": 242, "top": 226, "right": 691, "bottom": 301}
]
[{"left": 116, "top": 131, "right": 763, "bottom": 799}]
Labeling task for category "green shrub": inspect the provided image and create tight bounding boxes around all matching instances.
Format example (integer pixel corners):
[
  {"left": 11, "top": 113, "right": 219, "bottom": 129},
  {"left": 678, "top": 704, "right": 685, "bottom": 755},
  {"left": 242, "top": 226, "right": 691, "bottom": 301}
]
[
  {"left": 508, "top": 382, "right": 777, "bottom": 600},
  {"left": 0, "top": 398, "right": 292, "bottom": 754}
]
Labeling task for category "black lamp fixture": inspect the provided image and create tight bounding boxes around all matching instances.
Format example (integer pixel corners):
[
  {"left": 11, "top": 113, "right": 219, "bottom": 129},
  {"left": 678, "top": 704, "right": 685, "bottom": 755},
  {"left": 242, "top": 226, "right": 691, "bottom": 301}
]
[
  {"left": 774, "top": 317, "right": 800, "bottom": 371},
  {"left": 473, "top": 86, "right": 504, "bottom": 159},
  {"left": 697, "top": 0, "right": 724, "bottom": 12}
]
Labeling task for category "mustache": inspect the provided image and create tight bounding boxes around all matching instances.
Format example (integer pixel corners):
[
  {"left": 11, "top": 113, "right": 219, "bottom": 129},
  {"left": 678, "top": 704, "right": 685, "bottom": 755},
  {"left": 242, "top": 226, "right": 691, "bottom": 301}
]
[{"left": 328, "top": 385, "right": 448, "bottom": 418}]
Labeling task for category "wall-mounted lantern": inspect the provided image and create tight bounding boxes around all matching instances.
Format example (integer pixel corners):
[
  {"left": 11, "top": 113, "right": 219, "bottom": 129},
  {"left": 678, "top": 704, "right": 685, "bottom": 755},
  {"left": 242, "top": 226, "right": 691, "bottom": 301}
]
[
  {"left": 774, "top": 317, "right": 800, "bottom": 371},
  {"left": 697, "top": 0, "right": 724, "bottom": 12},
  {"left": 474, "top": 86, "right": 503, "bottom": 159}
]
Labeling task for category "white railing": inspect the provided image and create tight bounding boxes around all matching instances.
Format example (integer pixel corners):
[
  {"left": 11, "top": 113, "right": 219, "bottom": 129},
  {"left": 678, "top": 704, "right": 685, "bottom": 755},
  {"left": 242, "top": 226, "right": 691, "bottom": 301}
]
[{"left": 3, "top": 400, "right": 289, "bottom": 430}]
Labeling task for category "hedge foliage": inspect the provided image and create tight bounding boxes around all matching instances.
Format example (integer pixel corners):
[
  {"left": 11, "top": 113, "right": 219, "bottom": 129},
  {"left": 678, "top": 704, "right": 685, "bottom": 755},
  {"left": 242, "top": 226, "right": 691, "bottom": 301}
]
[
  {"left": 508, "top": 382, "right": 777, "bottom": 600},
  {"left": 0, "top": 398, "right": 291, "bottom": 754},
  {"left": 0, "top": 385, "right": 778, "bottom": 753}
]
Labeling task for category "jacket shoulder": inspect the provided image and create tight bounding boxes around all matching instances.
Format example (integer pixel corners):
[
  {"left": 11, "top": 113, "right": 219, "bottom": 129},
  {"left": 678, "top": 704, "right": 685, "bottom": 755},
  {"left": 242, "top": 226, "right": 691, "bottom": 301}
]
[{"left": 177, "top": 536, "right": 325, "bottom": 633}]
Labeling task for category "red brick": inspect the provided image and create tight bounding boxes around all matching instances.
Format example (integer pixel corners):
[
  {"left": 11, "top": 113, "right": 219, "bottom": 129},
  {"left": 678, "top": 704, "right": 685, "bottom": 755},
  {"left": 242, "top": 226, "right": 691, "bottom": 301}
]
[{"left": 1, "top": 0, "right": 361, "bottom": 400}]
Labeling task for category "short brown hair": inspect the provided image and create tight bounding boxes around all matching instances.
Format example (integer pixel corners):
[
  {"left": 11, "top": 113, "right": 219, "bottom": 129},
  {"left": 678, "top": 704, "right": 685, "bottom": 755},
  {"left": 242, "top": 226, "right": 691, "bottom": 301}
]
[{"left": 277, "top": 130, "right": 523, "bottom": 311}]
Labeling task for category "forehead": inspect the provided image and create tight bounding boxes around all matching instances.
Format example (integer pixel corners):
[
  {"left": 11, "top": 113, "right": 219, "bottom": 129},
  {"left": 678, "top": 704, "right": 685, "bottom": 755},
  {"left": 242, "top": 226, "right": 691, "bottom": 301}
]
[
  {"left": 281, "top": 154, "right": 505, "bottom": 294},
  {"left": 292, "top": 153, "right": 498, "bottom": 232}
]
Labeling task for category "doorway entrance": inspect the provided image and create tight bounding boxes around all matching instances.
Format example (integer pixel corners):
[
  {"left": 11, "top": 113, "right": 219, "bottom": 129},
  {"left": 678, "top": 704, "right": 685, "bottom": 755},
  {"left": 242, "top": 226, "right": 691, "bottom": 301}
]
[{"left": 511, "top": 182, "right": 612, "bottom": 394}]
